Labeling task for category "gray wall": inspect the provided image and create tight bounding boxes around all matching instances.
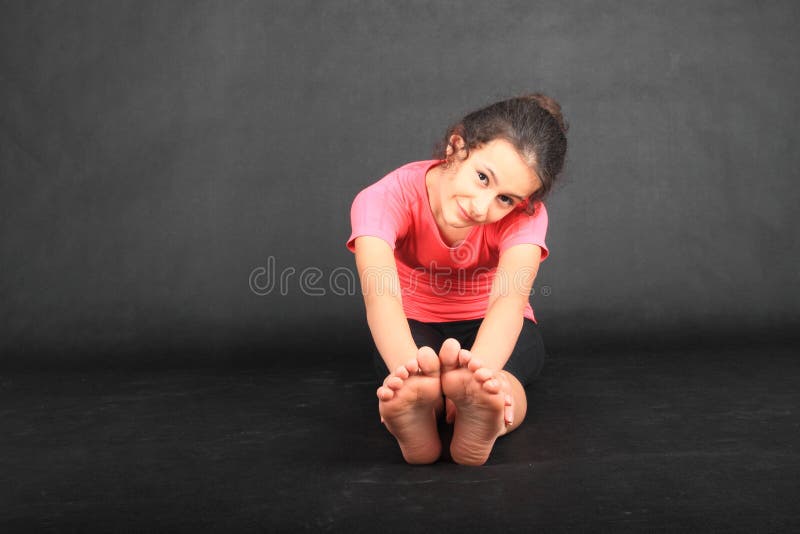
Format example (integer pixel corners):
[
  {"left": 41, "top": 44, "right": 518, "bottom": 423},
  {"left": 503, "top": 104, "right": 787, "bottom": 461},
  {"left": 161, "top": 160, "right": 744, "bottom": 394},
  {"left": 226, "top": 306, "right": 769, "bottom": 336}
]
[{"left": 2, "top": 1, "right": 798, "bottom": 368}]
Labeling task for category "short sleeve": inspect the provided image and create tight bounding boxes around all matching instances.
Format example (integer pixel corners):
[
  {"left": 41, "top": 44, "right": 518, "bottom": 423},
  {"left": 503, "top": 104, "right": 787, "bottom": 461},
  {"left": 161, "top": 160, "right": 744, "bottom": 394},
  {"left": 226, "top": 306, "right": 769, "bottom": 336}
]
[
  {"left": 346, "top": 174, "right": 409, "bottom": 252},
  {"left": 496, "top": 202, "right": 549, "bottom": 261}
]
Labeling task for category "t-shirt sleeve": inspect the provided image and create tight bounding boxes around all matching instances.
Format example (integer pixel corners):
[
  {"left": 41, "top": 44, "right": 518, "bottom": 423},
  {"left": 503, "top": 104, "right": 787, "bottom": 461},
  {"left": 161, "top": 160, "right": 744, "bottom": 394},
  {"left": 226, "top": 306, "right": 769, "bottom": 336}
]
[
  {"left": 496, "top": 202, "right": 550, "bottom": 261},
  {"left": 346, "top": 174, "right": 409, "bottom": 252}
]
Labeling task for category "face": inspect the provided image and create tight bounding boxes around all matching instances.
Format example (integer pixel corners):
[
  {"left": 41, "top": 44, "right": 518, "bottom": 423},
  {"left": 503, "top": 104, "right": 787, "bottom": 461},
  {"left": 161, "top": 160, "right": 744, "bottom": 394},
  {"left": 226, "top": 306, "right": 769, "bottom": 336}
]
[{"left": 429, "top": 136, "right": 541, "bottom": 230}]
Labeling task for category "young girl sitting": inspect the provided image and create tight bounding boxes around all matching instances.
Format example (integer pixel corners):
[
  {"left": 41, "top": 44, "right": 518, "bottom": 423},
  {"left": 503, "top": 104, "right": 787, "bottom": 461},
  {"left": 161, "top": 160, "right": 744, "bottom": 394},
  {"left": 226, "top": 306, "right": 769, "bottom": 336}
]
[{"left": 347, "top": 94, "right": 568, "bottom": 465}]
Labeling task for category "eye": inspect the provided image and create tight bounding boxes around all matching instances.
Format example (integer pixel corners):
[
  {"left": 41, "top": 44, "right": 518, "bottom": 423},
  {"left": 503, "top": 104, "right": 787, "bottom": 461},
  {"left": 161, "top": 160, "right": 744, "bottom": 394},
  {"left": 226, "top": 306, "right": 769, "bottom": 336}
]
[
  {"left": 477, "top": 172, "right": 489, "bottom": 185},
  {"left": 498, "top": 195, "right": 514, "bottom": 206}
]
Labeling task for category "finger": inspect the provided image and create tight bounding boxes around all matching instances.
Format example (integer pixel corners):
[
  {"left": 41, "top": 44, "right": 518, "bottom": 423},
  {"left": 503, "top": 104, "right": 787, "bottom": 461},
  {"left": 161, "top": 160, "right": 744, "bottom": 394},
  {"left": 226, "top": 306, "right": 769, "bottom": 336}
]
[
  {"left": 445, "top": 398, "right": 456, "bottom": 424},
  {"left": 504, "top": 404, "right": 514, "bottom": 426},
  {"left": 500, "top": 374, "right": 511, "bottom": 389}
]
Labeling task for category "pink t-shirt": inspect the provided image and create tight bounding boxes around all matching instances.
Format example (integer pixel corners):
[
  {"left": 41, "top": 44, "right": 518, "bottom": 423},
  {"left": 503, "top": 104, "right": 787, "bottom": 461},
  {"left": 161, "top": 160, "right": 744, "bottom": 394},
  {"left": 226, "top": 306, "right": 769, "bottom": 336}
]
[{"left": 346, "top": 160, "right": 549, "bottom": 323}]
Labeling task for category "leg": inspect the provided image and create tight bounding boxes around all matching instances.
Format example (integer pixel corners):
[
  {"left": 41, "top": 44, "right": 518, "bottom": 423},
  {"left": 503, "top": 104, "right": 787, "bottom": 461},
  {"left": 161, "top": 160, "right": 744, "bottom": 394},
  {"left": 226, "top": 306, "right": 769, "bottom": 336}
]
[
  {"left": 496, "top": 370, "right": 527, "bottom": 435},
  {"left": 438, "top": 319, "right": 546, "bottom": 465},
  {"left": 495, "top": 318, "right": 546, "bottom": 434}
]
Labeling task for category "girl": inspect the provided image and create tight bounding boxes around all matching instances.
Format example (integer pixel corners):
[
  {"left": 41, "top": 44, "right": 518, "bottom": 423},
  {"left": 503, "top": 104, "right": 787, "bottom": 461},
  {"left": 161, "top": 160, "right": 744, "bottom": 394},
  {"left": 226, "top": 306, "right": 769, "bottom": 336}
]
[{"left": 346, "top": 94, "right": 568, "bottom": 465}]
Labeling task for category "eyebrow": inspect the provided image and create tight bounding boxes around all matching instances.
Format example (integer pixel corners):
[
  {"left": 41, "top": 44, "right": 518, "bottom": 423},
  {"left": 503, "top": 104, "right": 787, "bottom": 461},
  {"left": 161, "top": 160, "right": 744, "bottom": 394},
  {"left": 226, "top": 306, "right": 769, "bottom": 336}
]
[{"left": 484, "top": 164, "right": 527, "bottom": 202}]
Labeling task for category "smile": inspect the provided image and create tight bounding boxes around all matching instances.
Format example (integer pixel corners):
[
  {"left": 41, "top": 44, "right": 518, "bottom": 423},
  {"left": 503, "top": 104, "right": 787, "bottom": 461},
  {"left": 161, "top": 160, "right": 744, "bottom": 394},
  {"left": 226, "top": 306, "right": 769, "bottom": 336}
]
[{"left": 456, "top": 202, "right": 476, "bottom": 223}]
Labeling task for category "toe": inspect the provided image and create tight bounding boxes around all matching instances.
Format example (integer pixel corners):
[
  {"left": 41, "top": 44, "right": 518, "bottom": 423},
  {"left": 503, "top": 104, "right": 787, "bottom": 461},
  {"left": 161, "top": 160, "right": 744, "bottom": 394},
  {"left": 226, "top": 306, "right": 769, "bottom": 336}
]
[
  {"left": 377, "top": 386, "right": 394, "bottom": 401},
  {"left": 403, "top": 358, "right": 420, "bottom": 375},
  {"left": 439, "top": 338, "right": 461, "bottom": 370},
  {"left": 417, "top": 345, "right": 437, "bottom": 359},
  {"left": 386, "top": 375, "right": 404, "bottom": 391},
  {"left": 481, "top": 378, "right": 501, "bottom": 393},
  {"left": 474, "top": 367, "right": 494, "bottom": 382},
  {"left": 393, "top": 365, "right": 410, "bottom": 380},
  {"left": 467, "top": 357, "right": 484, "bottom": 372},
  {"left": 417, "top": 346, "right": 441, "bottom": 376}
]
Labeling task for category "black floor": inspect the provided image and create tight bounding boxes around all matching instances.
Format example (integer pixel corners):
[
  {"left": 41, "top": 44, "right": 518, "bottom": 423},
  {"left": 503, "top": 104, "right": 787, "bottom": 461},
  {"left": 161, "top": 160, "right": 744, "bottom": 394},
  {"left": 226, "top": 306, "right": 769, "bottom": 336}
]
[{"left": 2, "top": 345, "right": 798, "bottom": 532}]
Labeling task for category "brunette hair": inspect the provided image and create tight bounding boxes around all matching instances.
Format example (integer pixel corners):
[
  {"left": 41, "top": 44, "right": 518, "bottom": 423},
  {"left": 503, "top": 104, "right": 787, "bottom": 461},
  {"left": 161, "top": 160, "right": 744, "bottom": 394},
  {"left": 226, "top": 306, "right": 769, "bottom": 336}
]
[{"left": 433, "top": 93, "right": 568, "bottom": 214}]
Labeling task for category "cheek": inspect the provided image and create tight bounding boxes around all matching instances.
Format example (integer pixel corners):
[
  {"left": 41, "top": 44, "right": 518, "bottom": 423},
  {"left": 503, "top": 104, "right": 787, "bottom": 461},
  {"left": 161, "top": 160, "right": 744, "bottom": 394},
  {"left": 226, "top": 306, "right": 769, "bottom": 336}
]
[
  {"left": 454, "top": 169, "right": 473, "bottom": 187},
  {"left": 488, "top": 205, "right": 514, "bottom": 222}
]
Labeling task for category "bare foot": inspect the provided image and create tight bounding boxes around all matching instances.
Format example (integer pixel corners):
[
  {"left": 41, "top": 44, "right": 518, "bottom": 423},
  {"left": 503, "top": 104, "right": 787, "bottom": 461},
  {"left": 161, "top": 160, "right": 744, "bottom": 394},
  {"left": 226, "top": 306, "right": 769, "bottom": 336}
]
[
  {"left": 376, "top": 346, "right": 443, "bottom": 464},
  {"left": 441, "top": 346, "right": 510, "bottom": 466}
]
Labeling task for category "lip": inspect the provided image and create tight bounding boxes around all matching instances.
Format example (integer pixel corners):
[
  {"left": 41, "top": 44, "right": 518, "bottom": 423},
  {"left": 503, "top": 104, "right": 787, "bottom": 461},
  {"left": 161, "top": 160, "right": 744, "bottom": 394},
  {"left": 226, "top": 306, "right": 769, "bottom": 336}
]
[{"left": 456, "top": 202, "right": 476, "bottom": 223}]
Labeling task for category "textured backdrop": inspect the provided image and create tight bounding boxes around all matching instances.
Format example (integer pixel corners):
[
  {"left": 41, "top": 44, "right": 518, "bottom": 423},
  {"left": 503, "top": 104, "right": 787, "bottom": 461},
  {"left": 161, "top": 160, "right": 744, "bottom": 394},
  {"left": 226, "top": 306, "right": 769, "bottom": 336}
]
[{"left": 2, "top": 0, "right": 798, "bottom": 368}]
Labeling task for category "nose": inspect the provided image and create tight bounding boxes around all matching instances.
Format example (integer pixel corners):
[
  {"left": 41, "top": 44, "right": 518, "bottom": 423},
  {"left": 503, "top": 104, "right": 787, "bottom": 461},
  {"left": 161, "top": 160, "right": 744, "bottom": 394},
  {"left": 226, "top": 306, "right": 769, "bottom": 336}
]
[{"left": 469, "top": 194, "right": 492, "bottom": 221}]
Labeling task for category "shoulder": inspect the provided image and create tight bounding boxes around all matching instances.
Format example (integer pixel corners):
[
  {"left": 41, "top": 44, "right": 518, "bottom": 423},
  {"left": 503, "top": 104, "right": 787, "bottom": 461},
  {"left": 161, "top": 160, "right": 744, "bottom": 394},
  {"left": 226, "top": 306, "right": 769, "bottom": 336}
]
[
  {"left": 376, "top": 159, "right": 437, "bottom": 200},
  {"left": 486, "top": 201, "right": 549, "bottom": 259},
  {"left": 348, "top": 160, "right": 438, "bottom": 252},
  {"left": 493, "top": 202, "right": 548, "bottom": 233},
  {"left": 355, "top": 160, "right": 434, "bottom": 203}
]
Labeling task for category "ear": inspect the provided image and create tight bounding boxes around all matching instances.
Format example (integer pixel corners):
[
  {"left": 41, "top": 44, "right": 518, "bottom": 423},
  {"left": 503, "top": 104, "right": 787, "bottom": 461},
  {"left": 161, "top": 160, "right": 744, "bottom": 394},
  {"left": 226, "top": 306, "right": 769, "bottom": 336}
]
[{"left": 446, "top": 134, "right": 466, "bottom": 158}]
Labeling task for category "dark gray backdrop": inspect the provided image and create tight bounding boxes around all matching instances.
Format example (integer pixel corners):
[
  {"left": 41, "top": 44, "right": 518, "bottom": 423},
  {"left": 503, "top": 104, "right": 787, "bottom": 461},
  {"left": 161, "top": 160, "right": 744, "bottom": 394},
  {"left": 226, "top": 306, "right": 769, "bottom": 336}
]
[{"left": 2, "top": 1, "right": 798, "bottom": 369}]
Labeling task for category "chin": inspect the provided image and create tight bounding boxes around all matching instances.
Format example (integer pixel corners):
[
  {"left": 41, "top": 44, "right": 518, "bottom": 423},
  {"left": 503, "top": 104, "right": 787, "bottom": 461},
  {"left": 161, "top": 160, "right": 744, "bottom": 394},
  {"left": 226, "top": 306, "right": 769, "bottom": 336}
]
[{"left": 448, "top": 214, "right": 473, "bottom": 228}]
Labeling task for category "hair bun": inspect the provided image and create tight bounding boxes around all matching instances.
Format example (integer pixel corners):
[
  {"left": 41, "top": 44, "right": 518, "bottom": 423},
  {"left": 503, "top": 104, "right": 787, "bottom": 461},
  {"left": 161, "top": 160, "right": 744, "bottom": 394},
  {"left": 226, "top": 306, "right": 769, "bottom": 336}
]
[{"left": 522, "top": 93, "right": 569, "bottom": 135}]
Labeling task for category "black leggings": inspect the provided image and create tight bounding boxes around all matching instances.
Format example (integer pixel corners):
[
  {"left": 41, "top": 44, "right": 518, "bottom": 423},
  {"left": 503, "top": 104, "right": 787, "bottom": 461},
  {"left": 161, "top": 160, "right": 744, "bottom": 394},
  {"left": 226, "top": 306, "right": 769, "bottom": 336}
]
[{"left": 372, "top": 318, "right": 546, "bottom": 388}]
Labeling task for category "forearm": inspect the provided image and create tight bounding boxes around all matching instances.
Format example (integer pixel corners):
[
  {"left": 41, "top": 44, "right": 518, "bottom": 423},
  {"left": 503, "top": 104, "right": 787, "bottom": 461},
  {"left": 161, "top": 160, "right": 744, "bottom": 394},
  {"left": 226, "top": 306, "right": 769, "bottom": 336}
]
[
  {"left": 354, "top": 236, "right": 418, "bottom": 372},
  {"left": 364, "top": 294, "right": 419, "bottom": 372},
  {"left": 469, "top": 297, "right": 526, "bottom": 371}
]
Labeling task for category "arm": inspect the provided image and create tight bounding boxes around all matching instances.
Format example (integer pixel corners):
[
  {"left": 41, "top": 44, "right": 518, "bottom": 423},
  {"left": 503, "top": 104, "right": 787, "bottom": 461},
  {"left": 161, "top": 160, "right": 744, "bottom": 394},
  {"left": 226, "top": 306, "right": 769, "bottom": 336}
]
[
  {"left": 354, "top": 236, "right": 419, "bottom": 372},
  {"left": 468, "top": 243, "right": 542, "bottom": 371}
]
